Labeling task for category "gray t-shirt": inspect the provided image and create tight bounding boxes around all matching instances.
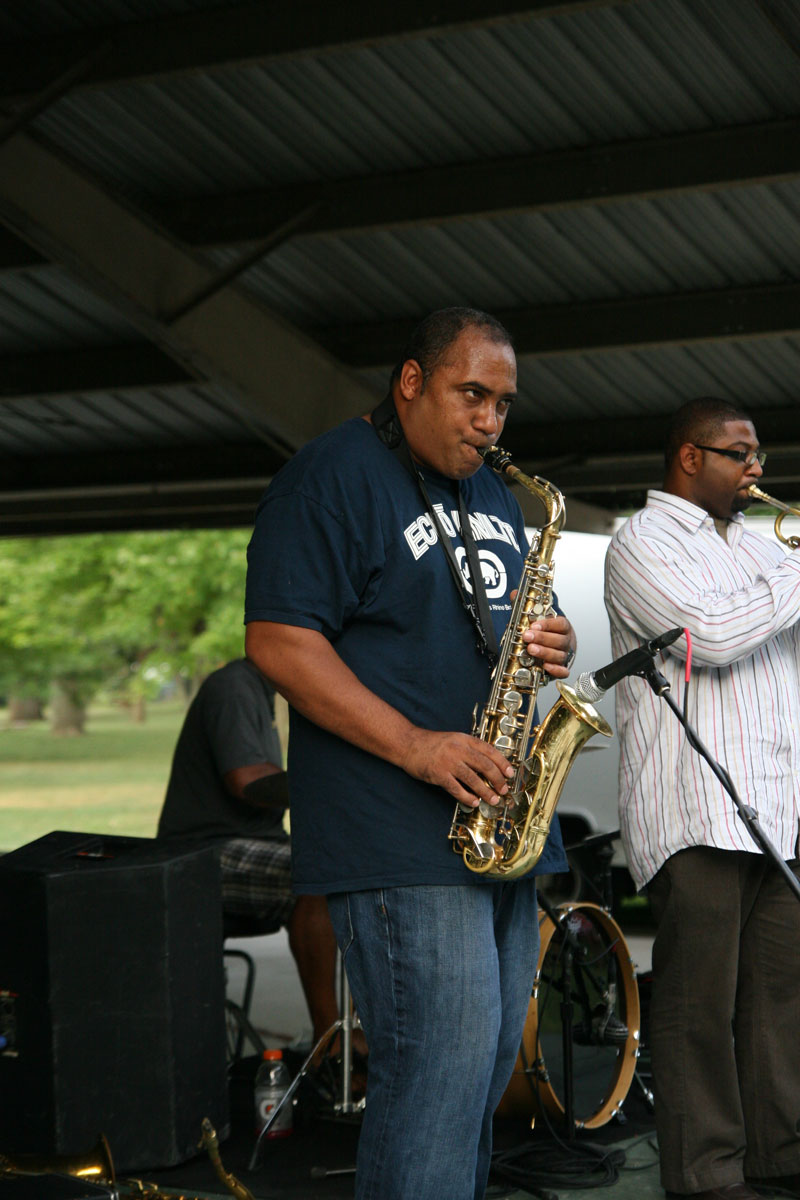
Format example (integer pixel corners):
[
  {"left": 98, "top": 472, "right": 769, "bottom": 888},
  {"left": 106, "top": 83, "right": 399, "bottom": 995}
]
[{"left": 157, "top": 658, "right": 285, "bottom": 843}]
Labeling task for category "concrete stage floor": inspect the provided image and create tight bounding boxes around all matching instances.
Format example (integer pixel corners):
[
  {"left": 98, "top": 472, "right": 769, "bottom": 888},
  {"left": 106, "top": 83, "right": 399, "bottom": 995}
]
[
  {"left": 136, "top": 922, "right": 666, "bottom": 1200},
  {"left": 139, "top": 1055, "right": 662, "bottom": 1200},
  {"left": 122, "top": 924, "right": 791, "bottom": 1200}
]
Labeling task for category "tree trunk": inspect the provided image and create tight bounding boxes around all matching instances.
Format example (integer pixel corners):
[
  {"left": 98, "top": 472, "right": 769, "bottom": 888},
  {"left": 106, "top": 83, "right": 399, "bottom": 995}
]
[
  {"left": 6, "top": 694, "right": 45, "bottom": 725},
  {"left": 50, "top": 680, "right": 86, "bottom": 735}
]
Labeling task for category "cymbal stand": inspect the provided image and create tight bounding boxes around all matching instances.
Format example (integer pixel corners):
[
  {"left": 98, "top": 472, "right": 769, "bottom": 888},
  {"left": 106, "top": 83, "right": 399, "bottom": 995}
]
[
  {"left": 248, "top": 953, "right": 362, "bottom": 1172},
  {"left": 331, "top": 957, "right": 362, "bottom": 1117}
]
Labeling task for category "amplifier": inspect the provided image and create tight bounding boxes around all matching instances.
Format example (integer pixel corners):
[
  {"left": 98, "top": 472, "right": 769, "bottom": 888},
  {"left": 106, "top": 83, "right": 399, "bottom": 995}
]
[
  {"left": 0, "top": 831, "right": 229, "bottom": 1171},
  {"left": 0, "top": 1175, "right": 115, "bottom": 1200}
]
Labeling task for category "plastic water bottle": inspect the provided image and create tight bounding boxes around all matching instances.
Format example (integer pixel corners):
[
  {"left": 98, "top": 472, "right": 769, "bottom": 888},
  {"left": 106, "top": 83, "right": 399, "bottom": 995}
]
[{"left": 254, "top": 1048, "right": 293, "bottom": 1138}]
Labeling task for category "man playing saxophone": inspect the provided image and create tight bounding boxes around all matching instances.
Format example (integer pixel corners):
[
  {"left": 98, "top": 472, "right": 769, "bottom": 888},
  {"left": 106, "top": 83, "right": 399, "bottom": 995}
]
[
  {"left": 605, "top": 397, "right": 800, "bottom": 1200},
  {"left": 244, "top": 307, "right": 576, "bottom": 1200}
]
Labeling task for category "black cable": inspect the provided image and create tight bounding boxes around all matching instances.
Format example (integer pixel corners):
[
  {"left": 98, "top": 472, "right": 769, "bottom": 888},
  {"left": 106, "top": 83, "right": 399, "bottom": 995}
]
[
  {"left": 619, "top": 1131, "right": 661, "bottom": 1171},
  {"left": 491, "top": 1136, "right": 626, "bottom": 1196}
]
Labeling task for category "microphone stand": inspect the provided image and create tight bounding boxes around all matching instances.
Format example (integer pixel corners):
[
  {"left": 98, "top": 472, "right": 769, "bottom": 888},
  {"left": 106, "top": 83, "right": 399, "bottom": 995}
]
[{"left": 639, "top": 661, "right": 800, "bottom": 905}]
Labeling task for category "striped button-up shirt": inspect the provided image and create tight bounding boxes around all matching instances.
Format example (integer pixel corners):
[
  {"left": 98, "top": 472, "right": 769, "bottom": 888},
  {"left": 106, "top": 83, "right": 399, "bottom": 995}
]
[{"left": 605, "top": 489, "right": 800, "bottom": 890}]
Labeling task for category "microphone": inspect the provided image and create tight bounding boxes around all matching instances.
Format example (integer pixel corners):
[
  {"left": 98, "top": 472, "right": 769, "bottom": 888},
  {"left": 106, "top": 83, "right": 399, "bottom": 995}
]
[{"left": 573, "top": 627, "right": 683, "bottom": 702}]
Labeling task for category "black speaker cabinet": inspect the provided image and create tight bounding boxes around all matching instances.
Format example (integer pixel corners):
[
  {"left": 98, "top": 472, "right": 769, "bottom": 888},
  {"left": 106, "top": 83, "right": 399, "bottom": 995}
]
[
  {"left": 0, "top": 1177, "right": 115, "bottom": 1200},
  {"left": 0, "top": 831, "right": 229, "bottom": 1171}
]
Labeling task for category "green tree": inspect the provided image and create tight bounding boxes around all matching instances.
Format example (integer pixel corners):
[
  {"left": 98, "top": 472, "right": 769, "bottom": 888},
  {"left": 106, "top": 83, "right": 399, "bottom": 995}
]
[
  {"left": 101, "top": 529, "right": 251, "bottom": 701},
  {"left": 0, "top": 528, "right": 251, "bottom": 732}
]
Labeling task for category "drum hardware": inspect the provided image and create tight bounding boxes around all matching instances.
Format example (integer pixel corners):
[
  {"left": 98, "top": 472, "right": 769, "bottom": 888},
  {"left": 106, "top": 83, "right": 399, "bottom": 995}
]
[
  {"left": 507, "top": 893, "right": 640, "bottom": 1134},
  {"left": 499, "top": 831, "right": 646, "bottom": 1134},
  {"left": 248, "top": 952, "right": 362, "bottom": 1174}
]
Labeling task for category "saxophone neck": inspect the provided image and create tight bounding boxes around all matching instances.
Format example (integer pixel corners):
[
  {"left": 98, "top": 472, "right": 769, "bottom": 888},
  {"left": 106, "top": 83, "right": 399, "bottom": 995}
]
[{"left": 479, "top": 445, "right": 565, "bottom": 536}]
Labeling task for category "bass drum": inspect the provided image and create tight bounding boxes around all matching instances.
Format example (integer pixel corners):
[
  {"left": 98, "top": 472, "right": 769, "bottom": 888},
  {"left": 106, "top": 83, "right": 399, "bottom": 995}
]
[{"left": 498, "top": 901, "right": 640, "bottom": 1130}]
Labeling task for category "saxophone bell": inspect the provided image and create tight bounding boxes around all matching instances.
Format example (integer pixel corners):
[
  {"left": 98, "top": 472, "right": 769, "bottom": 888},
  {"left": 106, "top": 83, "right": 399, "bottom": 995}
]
[{"left": 0, "top": 1135, "right": 115, "bottom": 1188}]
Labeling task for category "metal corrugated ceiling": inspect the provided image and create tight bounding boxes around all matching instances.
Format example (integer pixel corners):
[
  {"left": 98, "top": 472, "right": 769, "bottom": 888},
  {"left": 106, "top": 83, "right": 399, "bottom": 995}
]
[
  {"left": 0, "top": 383, "right": 257, "bottom": 454},
  {"left": 1, "top": 0, "right": 800, "bottom": 533},
  {"left": 210, "top": 182, "right": 800, "bottom": 325},
  {"left": 25, "top": 3, "right": 800, "bottom": 197},
  {"left": 0, "top": 268, "right": 138, "bottom": 348}
]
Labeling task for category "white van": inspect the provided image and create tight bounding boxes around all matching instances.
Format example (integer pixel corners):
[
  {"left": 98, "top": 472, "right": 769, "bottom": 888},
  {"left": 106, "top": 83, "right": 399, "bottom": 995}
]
[{"left": 531, "top": 530, "right": 626, "bottom": 905}]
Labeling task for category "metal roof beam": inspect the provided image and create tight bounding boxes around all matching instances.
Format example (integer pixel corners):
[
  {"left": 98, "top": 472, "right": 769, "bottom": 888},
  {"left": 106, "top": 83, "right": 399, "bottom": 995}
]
[
  {"left": 508, "top": 408, "right": 800, "bottom": 462},
  {"left": 4, "top": 121, "right": 793, "bottom": 255},
  {"left": 0, "top": 1, "right": 629, "bottom": 99},
  {"left": 0, "top": 131, "right": 376, "bottom": 450},
  {"left": 504, "top": 409, "right": 800, "bottom": 500},
  {"left": 0, "top": 345, "right": 191, "bottom": 399},
  {"left": 5, "top": 438, "right": 800, "bottom": 537},
  {"left": 8, "top": 283, "right": 800, "bottom": 405},
  {"left": 0, "top": 443, "right": 280, "bottom": 535},
  {"left": 162, "top": 119, "right": 800, "bottom": 246},
  {"left": 320, "top": 283, "right": 800, "bottom": 365},
  {"left": 5, "top": 412, "right": 797, "bottom": 485},
  {"left": 0, "top": 491, "right": 262, "bottom": 536},
  {"left": 0, "top": 444, "right": 282, "bottom": 490},
  {"left": 0, "top": 227, "right": 45, "bottom": 270},
  {"left": 552, "top": 454, "right": 800, "bottom": 496},
  {"left": 508, "top": 284, "right": 800, "bottom": 356}
]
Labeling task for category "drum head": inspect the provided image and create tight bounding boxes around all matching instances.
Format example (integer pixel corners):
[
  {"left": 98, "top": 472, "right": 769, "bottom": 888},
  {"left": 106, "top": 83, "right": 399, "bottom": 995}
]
[{"left": 498, "top": 901, "right": 640, "bottom": 1130}]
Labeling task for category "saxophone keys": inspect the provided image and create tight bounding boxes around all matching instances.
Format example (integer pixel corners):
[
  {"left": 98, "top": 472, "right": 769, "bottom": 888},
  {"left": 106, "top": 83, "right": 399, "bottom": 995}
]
[
  {"left": 501, "top": 689, "right": 523, "bottom": 712},
  {"left": 493, "top": 735, "right": 515, "bottom": 753},
  {"left": 513, "top": 668, "right": 533, "bottom": 689},
  {"left": 499, "top": 716, "right": 517, "bottom": 735}
]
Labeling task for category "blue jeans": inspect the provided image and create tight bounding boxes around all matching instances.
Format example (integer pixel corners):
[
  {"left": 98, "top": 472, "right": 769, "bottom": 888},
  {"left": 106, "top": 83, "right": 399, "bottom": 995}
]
[{"left": 327, "top": 881, "right": 539, "bottom": 1200}]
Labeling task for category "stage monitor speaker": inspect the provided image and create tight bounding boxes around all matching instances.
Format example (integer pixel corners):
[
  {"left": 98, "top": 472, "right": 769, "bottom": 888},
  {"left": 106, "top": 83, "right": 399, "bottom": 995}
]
[
  {"left": 0, "top": 831, "right": 229, "bottom": 1172},
  {"left": 0, "top": 1176, "right": 116, "bottom": 1200}
]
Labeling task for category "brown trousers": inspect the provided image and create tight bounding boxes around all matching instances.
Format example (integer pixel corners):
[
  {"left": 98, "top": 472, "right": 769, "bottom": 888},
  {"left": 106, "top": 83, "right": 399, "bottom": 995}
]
[{"left": 647, "top": 845, "right": 800, "bottom": 1194}]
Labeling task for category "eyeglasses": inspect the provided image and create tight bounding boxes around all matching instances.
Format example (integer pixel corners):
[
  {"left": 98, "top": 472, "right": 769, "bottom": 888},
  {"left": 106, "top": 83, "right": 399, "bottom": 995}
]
[{"left": 693, "top": 444, "right": 767, "bottom": 468}]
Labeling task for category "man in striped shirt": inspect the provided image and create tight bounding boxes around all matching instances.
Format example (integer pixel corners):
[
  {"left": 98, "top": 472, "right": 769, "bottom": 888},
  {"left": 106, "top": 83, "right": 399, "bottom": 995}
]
[{"left": 605, "top": 397, "right": 800, "bottom": 1200}]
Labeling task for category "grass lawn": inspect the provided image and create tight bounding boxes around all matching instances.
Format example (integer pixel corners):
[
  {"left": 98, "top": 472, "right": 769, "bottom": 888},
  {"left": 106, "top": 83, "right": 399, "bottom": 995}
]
[{"left": 0, "top": 699, "right": 184, "bottom": 853}]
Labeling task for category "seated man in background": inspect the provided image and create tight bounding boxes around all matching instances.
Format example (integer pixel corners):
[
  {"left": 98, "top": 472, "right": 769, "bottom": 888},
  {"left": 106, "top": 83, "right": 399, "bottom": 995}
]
[{"left": 157, "top": 657, "right": 345, "bottom": 1060}]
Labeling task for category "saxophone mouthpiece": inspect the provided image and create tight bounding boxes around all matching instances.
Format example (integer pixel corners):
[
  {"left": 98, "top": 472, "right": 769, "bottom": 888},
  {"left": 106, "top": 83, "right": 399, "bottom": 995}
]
[{"left": 479, "top": 444, "right": 514, "bottom": 474}]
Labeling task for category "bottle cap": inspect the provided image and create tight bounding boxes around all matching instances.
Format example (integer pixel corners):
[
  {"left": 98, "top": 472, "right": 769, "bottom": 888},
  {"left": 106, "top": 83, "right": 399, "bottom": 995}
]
[{"left": 262, "top": 1048, "right": 283, "bottom": 1060}]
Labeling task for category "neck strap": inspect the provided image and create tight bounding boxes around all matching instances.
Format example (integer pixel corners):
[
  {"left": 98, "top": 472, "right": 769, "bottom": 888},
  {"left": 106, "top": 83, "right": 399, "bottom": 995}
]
[{"left": 371, "top": 394, "right": 499, "bottom": 666}]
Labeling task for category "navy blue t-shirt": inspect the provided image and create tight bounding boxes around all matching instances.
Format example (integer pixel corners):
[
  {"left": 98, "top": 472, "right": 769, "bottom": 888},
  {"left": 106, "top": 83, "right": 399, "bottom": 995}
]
[{"left": 245, "top": 416, "right": 567, "bottom": 893}]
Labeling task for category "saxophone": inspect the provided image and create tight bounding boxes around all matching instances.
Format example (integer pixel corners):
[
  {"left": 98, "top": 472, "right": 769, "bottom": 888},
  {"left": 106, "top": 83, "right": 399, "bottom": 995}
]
[{"left": 448, "top": 445, "right": 612, "bottom": 879}]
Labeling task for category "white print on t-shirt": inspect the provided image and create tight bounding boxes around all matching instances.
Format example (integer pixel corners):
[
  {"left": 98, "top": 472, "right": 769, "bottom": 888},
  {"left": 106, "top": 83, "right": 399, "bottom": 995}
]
[
  {"left": 403, "top": 505, "right": 521, "bottom": 562},
  {"left": 454, "top": 547, "right": 508, "bottom": 598}
]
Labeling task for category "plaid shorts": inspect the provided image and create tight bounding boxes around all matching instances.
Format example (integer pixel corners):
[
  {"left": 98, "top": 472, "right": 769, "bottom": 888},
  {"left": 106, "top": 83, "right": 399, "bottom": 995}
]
[{"left": 219, "top": 836, "right": 295, "bottom": 932}]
